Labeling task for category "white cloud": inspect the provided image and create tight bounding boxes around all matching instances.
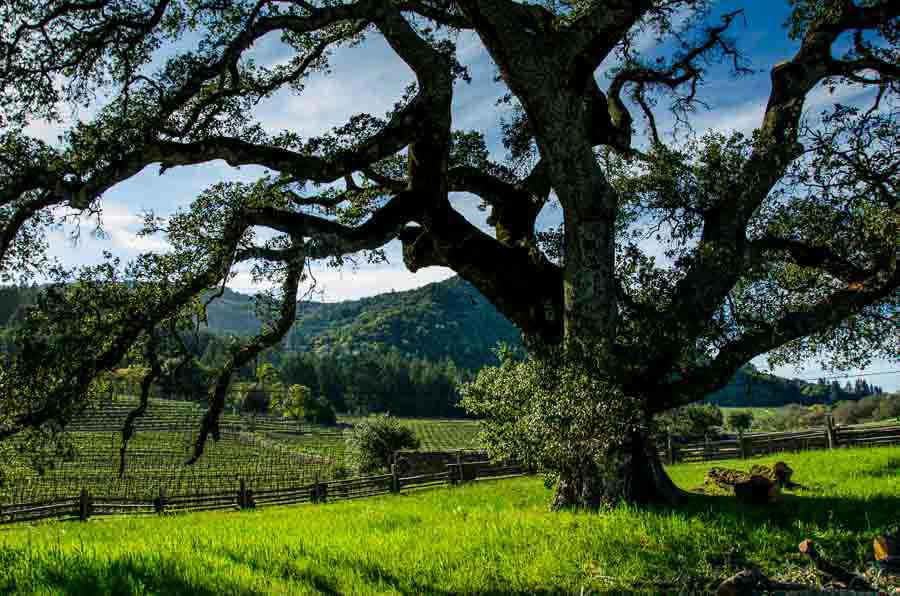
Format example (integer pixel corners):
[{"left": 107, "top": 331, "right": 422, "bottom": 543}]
[
  {"left": 306, "top": 264, "right": 455, "bottom": 302},
  {"left": 255, "top": 36, "right": 414, "bottom": 138},
  {"left": 228, "top": 251, "right": 455, "bottom": 303}
]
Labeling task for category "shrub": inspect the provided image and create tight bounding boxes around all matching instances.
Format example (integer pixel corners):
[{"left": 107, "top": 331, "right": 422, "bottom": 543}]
[
  {"left": 770, "top": 404, "right": 813, "bottom": 430},
  {"left": 241, "top": 386, "right": 270, "bottom": 416},
  {"left": 344, "top": 414, "right": 420, "bottom": 474},
  {"left": 303, "top": 395, "right": 337, "bottom": 425},
  {"left": 875, "top": 393, "right": 900, "bottom": 422},
  {"left": 460, "top": 344, "right": 642, "bottom": 483}
]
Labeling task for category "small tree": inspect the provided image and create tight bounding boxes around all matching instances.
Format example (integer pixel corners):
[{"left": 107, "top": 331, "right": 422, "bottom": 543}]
[
  {"left": 241, "top": 386, "right": 270, "bottom": 431},
  {"left": 726, "top": 411, "right": 754, "bottom": 436},
  {"left": 345, "top": 414, "right": 420, "bottom": 475},
  {"left": 277, "top": 384, "right": 309, "bottom": 432},
  {"left": 303, "top": 394, "right": 337, "bottom": 426}
]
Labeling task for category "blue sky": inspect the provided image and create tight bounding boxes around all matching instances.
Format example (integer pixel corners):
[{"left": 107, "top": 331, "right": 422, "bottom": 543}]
[{"left": 21, "top": 1, "right": 899, "bottom": 390}]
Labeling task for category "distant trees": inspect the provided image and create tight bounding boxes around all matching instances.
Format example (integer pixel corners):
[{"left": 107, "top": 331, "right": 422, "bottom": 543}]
[
  {"left": 655, "top": 404, "right": 725, "bottom": 439},
  {"left": 706, "top": 366, "right": 886, "bottom": 408},
  {"left": 726, "top": 411, "right": 754, "bottom": 435},
  {"left": 302, "top": 392, "right": 337, "bottom": 426},
  {"left": 833, "top": 393, "right": 900, "bottom": 425},
  {"left": 277, "top": 348, "right": 466, "bottom": 418}
]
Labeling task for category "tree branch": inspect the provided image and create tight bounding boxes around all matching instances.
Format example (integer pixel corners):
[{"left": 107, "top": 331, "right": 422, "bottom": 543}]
[
  {"left": 651, "top": 266, "right": 900, "bottom": 411},
  {"left": 190, "top": 243, "right": 305, "bottom": 462}
]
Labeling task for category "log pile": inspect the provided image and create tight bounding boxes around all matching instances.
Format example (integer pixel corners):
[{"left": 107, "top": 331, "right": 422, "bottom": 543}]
[{"left": 699, "top": 462, "right": 796, "bottom": 504}]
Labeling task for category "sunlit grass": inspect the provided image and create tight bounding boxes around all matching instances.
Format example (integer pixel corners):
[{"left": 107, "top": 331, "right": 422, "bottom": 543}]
[{"left": 1, "top": 446, "right": 897, "bottom": 594}]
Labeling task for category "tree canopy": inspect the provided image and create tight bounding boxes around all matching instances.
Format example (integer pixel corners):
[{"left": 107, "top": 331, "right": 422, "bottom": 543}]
[{"left": 0, "top": 0, "right": 897, "bottom": 506}]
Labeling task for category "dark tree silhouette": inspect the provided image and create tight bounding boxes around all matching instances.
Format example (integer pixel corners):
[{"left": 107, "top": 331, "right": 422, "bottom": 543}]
[{"left": 0, "top": 0, "right": 897, "bottom": 507}]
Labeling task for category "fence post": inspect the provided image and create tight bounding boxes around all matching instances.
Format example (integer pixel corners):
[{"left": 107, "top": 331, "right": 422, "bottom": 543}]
[
  {"left": 79, "top": 488, "right": 92, "bottom": 521},
  {"left": 154, "top": 487, "right": 168, "bottom": 514},
  {"left": 239, "top": 479, "right": 247, "bottom": 509},
  {"left": 666, "top": 434, "right": 675, "bottom": 465},
  {"left": 703, "top": 434, "right": 711, "bottom": 461},
  {"left": 738, "top": 433, "right": 747, "bottom": 460},
  {"left": 390, "top": 464, "right": 400, "bottom": 494},
  {"left": 825, "top": 414, "right": 837, "bottom": 450}
]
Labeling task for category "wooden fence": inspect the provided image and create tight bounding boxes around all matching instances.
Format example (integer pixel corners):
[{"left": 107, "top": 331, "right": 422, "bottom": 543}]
[
  {"left": 660, "top": 421, "right": 900, "bottom": 464},
  {"left": 0, "top": 459, "right": 527, "bottom": 526}
]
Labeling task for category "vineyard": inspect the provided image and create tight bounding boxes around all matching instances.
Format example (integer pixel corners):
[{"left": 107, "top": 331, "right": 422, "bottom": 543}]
[
  {"left": 338, "top": 415, "right": 483, "bottom": 450},
  {"left": 0, "top": 398, "right": 485, "bottom": 509}
]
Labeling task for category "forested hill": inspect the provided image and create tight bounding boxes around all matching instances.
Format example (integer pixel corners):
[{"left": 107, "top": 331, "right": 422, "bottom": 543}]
[
  {"left": 1, "top": 280, "right": 881, "bottom": 407},
  {"left": 205, "top": 276, "right": 523, "bottom": 371}
]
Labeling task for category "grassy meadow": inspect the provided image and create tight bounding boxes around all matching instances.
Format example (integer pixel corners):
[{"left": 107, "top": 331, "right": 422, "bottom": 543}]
[{"left": 1, "top": 446, "right": 898, "bottom": 594}]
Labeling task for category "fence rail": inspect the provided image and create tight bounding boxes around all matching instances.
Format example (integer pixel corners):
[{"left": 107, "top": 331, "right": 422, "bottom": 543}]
[
  {"left": 0, "top": 459, "right": 529, "bottom": 527},
  {"left": 659, "top": 421, "right": 900, "bottom": 464}
]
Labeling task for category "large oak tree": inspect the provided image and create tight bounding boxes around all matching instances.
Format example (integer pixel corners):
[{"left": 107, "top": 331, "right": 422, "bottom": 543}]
[{"left": 0, "top": 0, "right": 897, "bottom": 507}]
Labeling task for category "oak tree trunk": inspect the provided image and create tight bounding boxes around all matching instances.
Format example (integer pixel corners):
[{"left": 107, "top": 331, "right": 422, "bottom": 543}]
[{"left": 551, "top": 426, "right": 685, "bottom": 510}]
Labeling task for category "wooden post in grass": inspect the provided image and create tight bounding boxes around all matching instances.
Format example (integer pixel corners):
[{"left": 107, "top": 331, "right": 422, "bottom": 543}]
[
  {"left": 825, "top": 415, "right": 837, "bottom": 450},
  {"left": 154, "top": 487, "right": 168, "bottom": 514},
  {"left": 666, "top": 434, "right": 676, "bottom": 465},
  {"left": 239, "top": 479, "right": 248, "bottom": 508},
  {"left": 79, "top": 488, "right": 92, "bottom": 521},
  {"left": 390, "top": 464, "right": 400, "bottom": 494},
  {"left": 739, "top": 433, "right": 747, "bottom": 460},
  {"left": 704, "top": 434, "right": 711, "bottom": 461}
]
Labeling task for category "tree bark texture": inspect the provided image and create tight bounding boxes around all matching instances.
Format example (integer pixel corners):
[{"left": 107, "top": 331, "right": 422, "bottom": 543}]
[{"left": 551, "top": 426, "right": 685, "bottom": 509}]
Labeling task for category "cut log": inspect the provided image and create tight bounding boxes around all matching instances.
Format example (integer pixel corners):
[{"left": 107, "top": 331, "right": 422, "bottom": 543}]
[
  {"left": 799, "top": 539, "right": 875, "bottom": 591},
  {"left": 715, "top": 569, "right": 816, "bottom": 595},
  {"left": 706, "top": 467, "right": 750, "bottom": 487},
  {"left": 734, "top": 475, "right": 780, "bottom": 505},
  {"left": 749, "top": 461, "right": 798, "bottom": 488},
  {"left": 875, "top": 532, "right": 898, "bottom": 561},
  {"left": 716, "top": 569, "right": 767, "bottom": 596}
]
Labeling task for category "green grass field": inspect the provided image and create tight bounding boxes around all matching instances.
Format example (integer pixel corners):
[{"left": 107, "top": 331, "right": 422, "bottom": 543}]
[{"left": 1, "top": 446, "right": 897, "bottom": 594}]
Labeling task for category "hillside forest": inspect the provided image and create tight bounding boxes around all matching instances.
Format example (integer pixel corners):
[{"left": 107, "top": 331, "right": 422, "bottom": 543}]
[{"left": 0, "top": 279, "right": 890, "bottom": 421}]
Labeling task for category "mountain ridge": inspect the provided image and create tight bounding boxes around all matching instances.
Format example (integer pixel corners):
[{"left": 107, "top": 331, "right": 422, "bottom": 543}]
[{"left": 1, "top": 278, "right": 873, "bottom": 407}]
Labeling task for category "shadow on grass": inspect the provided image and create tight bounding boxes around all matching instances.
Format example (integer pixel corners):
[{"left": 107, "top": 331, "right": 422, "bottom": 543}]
[
  {"left": 860, "top": 457, "right": 900, "bottom": 479},
  {"left": 673, "top": 490, "right": 900, "bottom": 532},
  {"left": 218, "top": 546, "right": 570, "bottom": 596},
  {"left": 31, "top": 557, "right": 242, "bottom": 596},
  {"left": 665, "top": 454, "right": 900, "bottom": 534}
]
